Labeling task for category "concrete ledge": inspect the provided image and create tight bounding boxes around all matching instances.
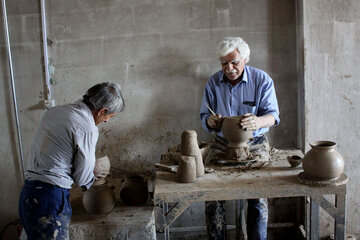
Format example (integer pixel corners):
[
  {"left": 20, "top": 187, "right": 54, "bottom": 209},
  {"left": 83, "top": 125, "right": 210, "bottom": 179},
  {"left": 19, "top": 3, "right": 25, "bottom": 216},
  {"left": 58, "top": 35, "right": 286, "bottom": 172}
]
[
  {"left": 70, "top": 204, "right": 156, "bottom": 240},
  {"left": 70, "top": 178, "right": 156, "bottom": 240}
]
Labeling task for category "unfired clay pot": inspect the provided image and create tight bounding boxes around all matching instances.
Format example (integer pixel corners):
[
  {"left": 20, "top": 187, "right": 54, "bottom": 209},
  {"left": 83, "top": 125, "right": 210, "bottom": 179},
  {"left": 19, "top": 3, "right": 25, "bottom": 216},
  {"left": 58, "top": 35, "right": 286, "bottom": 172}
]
[
  {"left": 120, "top": 176, "right": 149, "bottom": 205},
  {"left": 95, "top": 155, "right": 111, "bottom": 175},
  {"left": 302, "top": 141, "right": 344, "bottom": 180},
  {"left": 93, "top": 155, "right": 111, "bottom": 186},
  {"left": 222, "top": 116, "right": 253, "bottom": 147},
  {"left": 180, "top": 130, "right": 204, "bottom": 177},
  {"left": 177, "top": 155, "right": 197, "bottom": 183},
  {"left": 287, "top": 155, "right": 302, "bottom": 168},
  {"left": 82, "top": 181, "right": 116, "bottom": 214}
]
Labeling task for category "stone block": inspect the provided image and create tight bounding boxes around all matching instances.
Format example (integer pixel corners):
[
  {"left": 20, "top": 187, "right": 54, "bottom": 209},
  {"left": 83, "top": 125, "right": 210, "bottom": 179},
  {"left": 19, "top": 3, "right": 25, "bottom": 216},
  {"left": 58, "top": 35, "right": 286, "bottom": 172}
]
[
  {"left": 69, "top": 178, "right": 156, "bottom": 240},
  {"left": 69, "top": 205, "right": 156, "bottom": 240}
]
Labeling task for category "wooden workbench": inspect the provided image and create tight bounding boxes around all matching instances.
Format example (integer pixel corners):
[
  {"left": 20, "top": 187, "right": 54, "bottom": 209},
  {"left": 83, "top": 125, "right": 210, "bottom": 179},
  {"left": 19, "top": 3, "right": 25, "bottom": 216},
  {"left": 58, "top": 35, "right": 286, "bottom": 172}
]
[{"left": 154, "top": 149, "right": 347, "bottom": 240}]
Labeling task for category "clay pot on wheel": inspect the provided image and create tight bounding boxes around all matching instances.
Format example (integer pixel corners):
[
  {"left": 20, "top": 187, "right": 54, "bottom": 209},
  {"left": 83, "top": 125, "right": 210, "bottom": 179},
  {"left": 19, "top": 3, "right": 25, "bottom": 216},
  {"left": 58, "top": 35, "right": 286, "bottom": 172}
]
[
  {"left": 302, "top": 141, "right": 344, "bottom": 180},
  {"left": 221, "top": 116, "right": 253, "bottom": 147},
  {"left": 120, "top": 176, "right": 149, "bottom": 205},
  {"left": 82, "top": 182, "right": 116, "bottom": 214},
  {"left": 181, "top": 130, "right": 204, "bottom": 177}
]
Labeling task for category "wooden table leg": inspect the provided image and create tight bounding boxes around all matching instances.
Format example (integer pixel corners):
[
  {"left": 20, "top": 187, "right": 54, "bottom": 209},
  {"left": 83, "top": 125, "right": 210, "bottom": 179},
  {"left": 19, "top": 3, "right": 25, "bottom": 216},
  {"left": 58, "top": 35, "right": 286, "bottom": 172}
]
[
  {"left": 236, "top": 199, "right": 247, "bottom": 240},
  {"left": 163, "top": 202, "right": 170, "bottom": 240},
  {"left": 310, "top": 198, "right": 319, "bottom": 240},
  {"left": 335, "top": 192, "right": 346, "bottom": 240}
]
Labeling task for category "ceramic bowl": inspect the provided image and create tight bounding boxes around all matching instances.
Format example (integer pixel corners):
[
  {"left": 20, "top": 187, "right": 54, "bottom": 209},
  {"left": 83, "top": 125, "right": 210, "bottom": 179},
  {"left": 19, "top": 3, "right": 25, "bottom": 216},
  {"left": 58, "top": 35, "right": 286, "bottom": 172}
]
[{"left": 287, "top": 155, "right": 302, "bottom": 168}]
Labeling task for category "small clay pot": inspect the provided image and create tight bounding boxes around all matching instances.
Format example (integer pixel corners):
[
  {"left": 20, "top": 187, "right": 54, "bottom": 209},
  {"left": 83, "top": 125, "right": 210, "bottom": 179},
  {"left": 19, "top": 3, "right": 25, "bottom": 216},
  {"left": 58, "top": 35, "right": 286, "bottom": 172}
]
[
  {"left": 94, "top": 155, "right": 111, "bottom": 176},
  {"left": 82, "top": 181, "right": 116, "bottom": 214},
  {"left": 302, "top": 141, "right": 344, "bottom": 180},
  {"left": 177, "top": 155, "right": 197, "bottom": 183},
  {"left": 287, "top": 155, "right": 302, "bottom": 168},
  {"left": 120, "top": 176, "right": 149, "bottom": 205},
  {"left": 180, "top": 130, "right": 204, "bottom": 177},
  {"left": 222, "top": 116, "right": 253, "bottom": 147},
  {"left": 181, "top": 130, "right": 200, "bottom": 155}
]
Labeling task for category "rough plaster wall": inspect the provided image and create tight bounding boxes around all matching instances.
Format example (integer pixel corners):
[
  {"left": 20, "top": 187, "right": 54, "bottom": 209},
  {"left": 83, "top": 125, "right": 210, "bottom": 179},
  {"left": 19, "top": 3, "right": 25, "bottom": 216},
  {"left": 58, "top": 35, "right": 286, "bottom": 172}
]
[
  {"left": 45, "top": 0, "right": 298, "bottom": 174},
  {"left": 0, "top": 0, "right": 44, "bottom": 232},
  {"left": 303, "top": 0, "right": 360, "bottom": 236},
  {"left": 0, "top": 0, "right": 297, "bottom": 233}
]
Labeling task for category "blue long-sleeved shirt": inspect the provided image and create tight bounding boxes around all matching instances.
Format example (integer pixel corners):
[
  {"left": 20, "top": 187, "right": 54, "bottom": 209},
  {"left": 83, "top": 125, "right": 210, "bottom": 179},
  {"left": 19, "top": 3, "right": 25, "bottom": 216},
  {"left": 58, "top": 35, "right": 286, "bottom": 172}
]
[
  {"left": 200, "top": 65, "right": 280, "bottom": 137},
  {"left": 25, "top": 100, "right": 98, "bottom": 189}
]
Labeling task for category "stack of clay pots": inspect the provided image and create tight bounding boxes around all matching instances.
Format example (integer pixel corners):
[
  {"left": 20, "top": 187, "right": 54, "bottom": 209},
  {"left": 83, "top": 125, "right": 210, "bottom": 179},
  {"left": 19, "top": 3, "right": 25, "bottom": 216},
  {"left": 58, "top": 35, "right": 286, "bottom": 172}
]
[
  {"left": 178, "top": 130, "right": 204, "bottom": 183},
  {"left": 82, "top": 156, "right": 116, "bottom": 214}
]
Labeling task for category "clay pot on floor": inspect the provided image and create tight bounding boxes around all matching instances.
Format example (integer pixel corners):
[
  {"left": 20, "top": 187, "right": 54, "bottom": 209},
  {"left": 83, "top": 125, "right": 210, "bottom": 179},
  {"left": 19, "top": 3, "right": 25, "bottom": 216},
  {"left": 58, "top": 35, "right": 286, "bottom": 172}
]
[
  {"left": 120, "top": 176, "right": 149, "bottom": 205},
  {"left": 180, "top": 130, "right": 204, "bottom": 177},
  {"left": 222, "top": 116, "right": 253, "bottom": 148},
  {"left": 82, "top": 181, "right": 116, "bottom": 214},
  {"left": 177, "top": 155, "right": 197, "bottom": 183},
  {"left": 302, "top": 141, "right": 344, "bottom": 180}
]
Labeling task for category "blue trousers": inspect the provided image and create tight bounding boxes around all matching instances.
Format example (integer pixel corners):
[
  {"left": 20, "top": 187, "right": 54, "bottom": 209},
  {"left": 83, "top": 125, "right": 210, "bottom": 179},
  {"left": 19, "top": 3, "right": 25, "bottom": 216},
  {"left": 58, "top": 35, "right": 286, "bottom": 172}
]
[
  {"left": 205, "top": 135, "right": 269, "bottom": 240},
  {"left": 19, "top": 180, "right": 72, "bottom": 240},
  {"left": 205, "top": 199, "right": 268, "bottom": 240}
]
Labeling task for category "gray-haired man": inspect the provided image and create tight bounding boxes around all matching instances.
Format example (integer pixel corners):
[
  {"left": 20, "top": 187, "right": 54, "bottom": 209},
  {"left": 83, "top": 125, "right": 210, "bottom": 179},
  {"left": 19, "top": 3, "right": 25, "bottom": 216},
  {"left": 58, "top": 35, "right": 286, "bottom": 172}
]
[
  {"left": 19, "top": 82, "right": 125, "bottom": 239},
  {"left": 200, "top": 37, "right": 280, "bottom": 240}
]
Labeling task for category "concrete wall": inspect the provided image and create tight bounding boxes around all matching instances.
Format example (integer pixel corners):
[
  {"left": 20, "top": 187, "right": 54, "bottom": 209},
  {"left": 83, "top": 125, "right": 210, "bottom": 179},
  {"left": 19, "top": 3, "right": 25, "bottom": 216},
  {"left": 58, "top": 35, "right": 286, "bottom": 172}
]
[
  {"left": 8, "top": 0, "right": 359, "bottom": 237},
  {"left": 303, "top": 0, "right": 360, "bottom": 236}
]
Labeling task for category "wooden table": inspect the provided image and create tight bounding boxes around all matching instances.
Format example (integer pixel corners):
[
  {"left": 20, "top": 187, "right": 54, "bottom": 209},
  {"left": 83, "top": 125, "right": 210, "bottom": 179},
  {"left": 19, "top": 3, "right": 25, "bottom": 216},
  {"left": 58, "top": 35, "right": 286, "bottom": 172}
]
[{"left": 154, "top": 149, "right": 347, "bottom": 240}]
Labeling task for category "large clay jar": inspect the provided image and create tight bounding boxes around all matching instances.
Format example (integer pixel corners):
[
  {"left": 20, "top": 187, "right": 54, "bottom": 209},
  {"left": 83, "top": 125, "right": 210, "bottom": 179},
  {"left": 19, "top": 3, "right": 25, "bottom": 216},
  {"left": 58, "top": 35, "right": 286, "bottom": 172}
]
[
  {"left": 177, "top": 155, "right": 197, "bottom": 183},
  {"left": 83, "top": 182, "right": 116, "bottom": 214},
  {"left": 181, "top": 130, "right": 205, "bottom": 177},
  {"left": 120, "top": 176, "right": 149, "bottom": 205},
  {"left": 222, "top": 116, "right": 253, "bottom": 147},
  {"left": 302, "top": 141, "right": 344, "bottom": 180}
]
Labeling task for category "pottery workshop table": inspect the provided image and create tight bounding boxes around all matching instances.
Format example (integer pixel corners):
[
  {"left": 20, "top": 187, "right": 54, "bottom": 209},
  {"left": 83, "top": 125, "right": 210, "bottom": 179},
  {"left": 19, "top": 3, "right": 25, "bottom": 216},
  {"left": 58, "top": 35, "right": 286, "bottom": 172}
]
[{"left": 154, "top": 149, "right": 347, "bottom": 240}]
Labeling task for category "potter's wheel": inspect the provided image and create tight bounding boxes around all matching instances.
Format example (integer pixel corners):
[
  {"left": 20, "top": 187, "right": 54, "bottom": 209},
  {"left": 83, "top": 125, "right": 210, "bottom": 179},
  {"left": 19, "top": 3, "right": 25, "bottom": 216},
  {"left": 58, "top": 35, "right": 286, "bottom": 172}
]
[
  {"left": 216, "top": 145, "right": 256, "bottom": 166},
  {"left": 298, "top": 172, "right": 348, "bottom": 186},
  {"left": 216, "top": 158, "right": 257, "bottom": 166}
]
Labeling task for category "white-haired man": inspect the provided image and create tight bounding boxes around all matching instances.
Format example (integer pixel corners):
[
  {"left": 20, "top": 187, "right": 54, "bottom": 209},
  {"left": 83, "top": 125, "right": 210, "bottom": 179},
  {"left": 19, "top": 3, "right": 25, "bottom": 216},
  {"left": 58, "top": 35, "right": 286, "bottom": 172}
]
[
  {"left": 200, "top": 37, "right": 280, "bottom": 240},
  {"left": 19, "top": 82, "right": 125, "bottom": 239}
]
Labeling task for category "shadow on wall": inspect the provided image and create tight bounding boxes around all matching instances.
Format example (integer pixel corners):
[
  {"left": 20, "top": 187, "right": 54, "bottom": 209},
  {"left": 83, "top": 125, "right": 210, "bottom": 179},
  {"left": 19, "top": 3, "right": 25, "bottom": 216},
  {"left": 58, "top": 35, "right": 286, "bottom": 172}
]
[{"left": 266, "top": 0, "right": 298, "bottom": 148}]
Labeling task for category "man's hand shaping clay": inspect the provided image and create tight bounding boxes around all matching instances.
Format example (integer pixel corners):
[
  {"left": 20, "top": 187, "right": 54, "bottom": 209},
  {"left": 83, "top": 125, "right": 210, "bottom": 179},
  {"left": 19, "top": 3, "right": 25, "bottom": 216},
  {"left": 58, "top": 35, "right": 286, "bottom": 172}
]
[
  {"left": 207, "top": 113, "right": 223, "bottom": 131},
  {"left": 240, "top": 113, "right": 259, "bottom": 131}
]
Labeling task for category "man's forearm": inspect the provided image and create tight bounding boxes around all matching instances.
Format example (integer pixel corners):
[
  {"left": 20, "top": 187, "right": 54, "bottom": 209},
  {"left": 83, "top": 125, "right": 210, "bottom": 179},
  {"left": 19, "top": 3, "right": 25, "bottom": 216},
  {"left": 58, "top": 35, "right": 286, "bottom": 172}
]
[{"left": 257, "top": 114, "right": 276, "bottom": 128}]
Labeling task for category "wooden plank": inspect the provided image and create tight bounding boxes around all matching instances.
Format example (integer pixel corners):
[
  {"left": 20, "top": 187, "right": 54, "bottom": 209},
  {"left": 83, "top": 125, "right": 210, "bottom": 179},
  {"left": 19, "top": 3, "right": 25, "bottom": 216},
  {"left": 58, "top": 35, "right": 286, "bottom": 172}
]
[
  {"left": 310, "top": 199, "right": 319, "bottom": 240},
  {"left": 335, "top": 193, "right": 346, "bottom": 240},
  {"left": 164, "top": 201, "right": 192, "bottom": 227}
]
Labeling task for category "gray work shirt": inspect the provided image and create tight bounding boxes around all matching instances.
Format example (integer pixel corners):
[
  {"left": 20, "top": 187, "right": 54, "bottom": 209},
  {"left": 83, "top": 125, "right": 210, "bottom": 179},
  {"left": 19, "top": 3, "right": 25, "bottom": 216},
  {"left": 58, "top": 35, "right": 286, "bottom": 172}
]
[{"left": 25, "top": 100, "right": 98, "bottom": 189}]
